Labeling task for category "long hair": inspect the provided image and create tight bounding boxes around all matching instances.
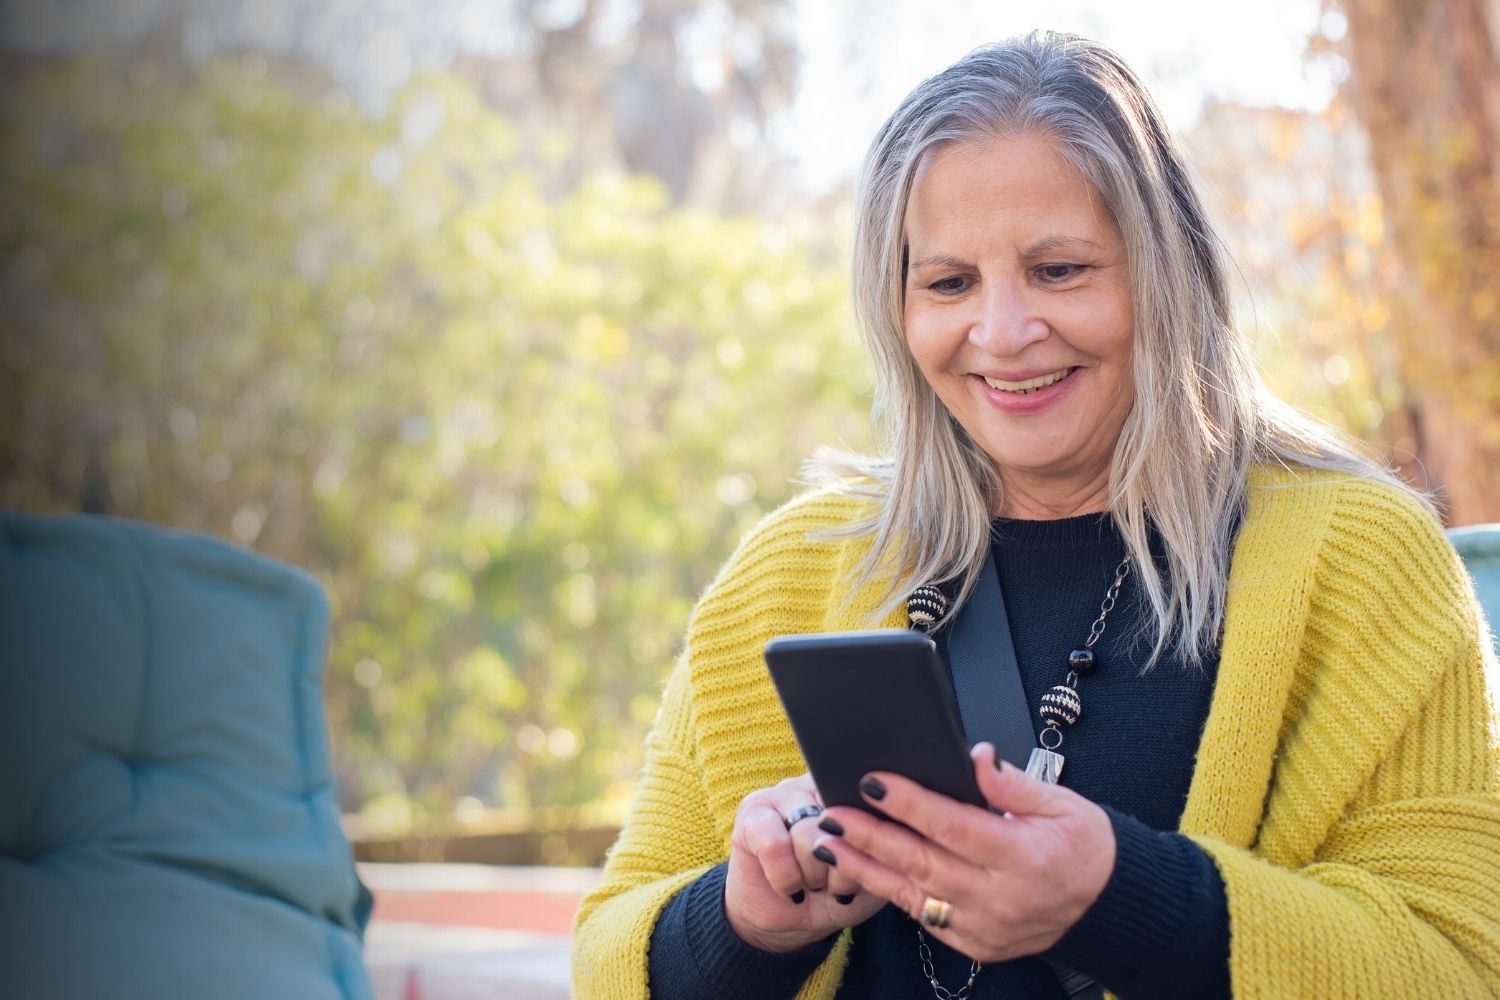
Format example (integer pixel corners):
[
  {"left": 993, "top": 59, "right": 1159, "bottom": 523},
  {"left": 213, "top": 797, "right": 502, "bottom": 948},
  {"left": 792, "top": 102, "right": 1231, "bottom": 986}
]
[{"left": 817, "top": 31, "right": 1409, "bottom": 667}]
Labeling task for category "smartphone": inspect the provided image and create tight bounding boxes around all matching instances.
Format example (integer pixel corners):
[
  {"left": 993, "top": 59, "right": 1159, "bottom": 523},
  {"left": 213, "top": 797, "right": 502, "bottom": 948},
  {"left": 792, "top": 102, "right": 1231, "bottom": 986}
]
[{"left": 764, "top": 629, "right": 986, "bottom": 820}]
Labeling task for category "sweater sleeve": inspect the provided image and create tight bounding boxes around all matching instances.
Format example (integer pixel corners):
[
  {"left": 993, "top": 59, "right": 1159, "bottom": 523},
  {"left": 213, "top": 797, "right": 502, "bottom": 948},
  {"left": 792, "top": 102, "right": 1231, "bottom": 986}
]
[
  {"left": 572, "top": 654, "right": 729, "bottom": 1000},
  {"left": 1048, "top": 809, "right": 1230, "bottom": 999},
  {"left": 572, "top": 490, "right": 874, "bottom": 1000},
  {"left": 1190, "top": 482, "right": 1500, "bottom": 997},
  {"left": 647, "top": 862, "right": 838, "bottom": 999}
]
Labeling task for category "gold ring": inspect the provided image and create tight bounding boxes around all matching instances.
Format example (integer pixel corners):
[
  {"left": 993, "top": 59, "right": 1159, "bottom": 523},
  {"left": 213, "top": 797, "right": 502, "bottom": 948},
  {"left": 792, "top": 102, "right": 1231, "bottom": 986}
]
[
  {"left": 919, "top": 896, "right": 953, "bottom": 929},
  {"left": 783, "top": 804, "right": 823, "bottom": 828}
]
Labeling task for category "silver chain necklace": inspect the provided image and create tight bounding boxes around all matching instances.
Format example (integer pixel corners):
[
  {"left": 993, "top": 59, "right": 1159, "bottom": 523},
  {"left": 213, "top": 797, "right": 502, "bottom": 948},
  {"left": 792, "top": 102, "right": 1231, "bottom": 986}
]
[{"left": 918, "top": 926, "right": 980, "bottom": 1000}]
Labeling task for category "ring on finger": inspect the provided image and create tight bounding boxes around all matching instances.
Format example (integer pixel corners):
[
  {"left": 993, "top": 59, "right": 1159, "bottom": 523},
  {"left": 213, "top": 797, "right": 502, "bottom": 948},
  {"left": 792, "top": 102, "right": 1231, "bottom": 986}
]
[
  {"left": 919, "top": 896, "right": 954, "bottom": 929},
  {"left": 783, "top": 804, "right": 823, "bottom": 828}
]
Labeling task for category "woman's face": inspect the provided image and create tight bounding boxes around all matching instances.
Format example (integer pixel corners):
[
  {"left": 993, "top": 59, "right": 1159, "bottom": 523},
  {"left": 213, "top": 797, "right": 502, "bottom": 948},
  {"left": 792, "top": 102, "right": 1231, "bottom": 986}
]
[{"left": 902, "top": 133, "right": 1135, "bottom": 512}]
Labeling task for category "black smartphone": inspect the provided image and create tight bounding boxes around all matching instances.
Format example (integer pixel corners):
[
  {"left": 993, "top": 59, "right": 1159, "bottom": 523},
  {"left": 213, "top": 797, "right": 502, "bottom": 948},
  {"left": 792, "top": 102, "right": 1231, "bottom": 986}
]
[{"left": 764, "top": 629, "right": 986, "bottom": 820}]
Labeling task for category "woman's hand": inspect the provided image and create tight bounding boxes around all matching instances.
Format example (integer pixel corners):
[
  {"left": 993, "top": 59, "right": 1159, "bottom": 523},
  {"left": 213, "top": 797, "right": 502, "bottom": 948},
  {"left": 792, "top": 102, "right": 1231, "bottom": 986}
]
[
  {"left": 724, "top": 773, "right": 887, "bottom": 953},
  {"left": 811, "top": 744, "right": 1116, "bottom": 963}
]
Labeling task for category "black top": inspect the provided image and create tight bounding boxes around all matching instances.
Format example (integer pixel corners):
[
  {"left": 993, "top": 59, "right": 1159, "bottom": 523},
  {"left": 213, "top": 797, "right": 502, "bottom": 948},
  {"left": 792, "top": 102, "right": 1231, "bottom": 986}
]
[{"left": 647, "top": 513, "right": 1231, "bottom": 999}]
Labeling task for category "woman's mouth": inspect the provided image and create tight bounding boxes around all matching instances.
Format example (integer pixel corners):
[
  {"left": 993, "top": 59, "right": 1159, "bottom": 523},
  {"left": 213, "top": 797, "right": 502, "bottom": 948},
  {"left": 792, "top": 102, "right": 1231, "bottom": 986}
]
[{"left": 982, "top": 368, "right": 1075, "bottom": 395}]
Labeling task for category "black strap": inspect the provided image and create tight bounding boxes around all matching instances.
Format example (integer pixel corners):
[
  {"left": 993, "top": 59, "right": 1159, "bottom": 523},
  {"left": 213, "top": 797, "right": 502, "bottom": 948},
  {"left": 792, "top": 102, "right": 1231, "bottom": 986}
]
[
  {"left": 944, "top": 548, "right": 1105, "bottom": 1000},
  {"left": 947, "top": 548, "right": 1035, "bottom": 768}
]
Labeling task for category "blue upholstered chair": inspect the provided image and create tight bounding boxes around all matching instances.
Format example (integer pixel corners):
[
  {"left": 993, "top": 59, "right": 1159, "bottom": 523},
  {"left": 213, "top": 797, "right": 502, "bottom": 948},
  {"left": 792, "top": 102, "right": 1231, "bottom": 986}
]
[
  {"left": 1449, "top": 523, "right": 1500, "bottom": 655},
  {"left": 0, "top": 512, "right": 373, "bottom": 1000}
]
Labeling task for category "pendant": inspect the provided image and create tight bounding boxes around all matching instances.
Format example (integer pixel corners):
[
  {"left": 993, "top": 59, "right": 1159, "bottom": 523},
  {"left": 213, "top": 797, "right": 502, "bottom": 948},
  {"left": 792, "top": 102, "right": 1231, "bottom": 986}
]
[{"left": 1025, "top": 747, "right": 1065, "bottom": 784}]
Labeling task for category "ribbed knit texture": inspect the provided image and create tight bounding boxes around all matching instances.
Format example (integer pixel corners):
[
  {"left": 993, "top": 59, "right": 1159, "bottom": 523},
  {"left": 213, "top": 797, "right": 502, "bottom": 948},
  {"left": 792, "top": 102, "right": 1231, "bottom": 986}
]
[{"left": 571, "top": 468, "right": 1500, "bottom": 999}]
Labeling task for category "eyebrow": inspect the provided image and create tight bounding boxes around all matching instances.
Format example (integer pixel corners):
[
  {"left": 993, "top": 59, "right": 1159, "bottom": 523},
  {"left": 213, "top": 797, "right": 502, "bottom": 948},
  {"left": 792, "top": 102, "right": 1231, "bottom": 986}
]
[
  {"left": 906, "top": 253, "right": 969, "bottom": 273},
  {"left": 1022, "top": 234, "right": 1106, "bottom": 256}
]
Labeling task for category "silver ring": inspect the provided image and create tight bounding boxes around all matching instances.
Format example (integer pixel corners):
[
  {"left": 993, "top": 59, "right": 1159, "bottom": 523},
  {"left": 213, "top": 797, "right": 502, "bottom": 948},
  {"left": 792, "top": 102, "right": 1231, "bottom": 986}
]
[
  {"left": 783, "top": 804, "right": 823, "bottom": 828},
  {"left": 920, "top": 896, "right": 954, "bottom": 929}
]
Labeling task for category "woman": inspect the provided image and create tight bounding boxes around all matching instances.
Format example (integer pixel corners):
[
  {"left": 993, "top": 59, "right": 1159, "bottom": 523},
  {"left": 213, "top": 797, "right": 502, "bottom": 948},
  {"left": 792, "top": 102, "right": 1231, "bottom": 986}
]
[{"left": 572, "top": 32, "right": 1500, "bottom": 999}]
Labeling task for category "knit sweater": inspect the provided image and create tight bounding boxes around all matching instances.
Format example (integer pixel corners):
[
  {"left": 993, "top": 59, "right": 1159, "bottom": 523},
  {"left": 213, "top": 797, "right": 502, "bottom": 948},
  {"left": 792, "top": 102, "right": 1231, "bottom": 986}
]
[
  {"left": 647, "top": 512, "right": 1231, "bottom": 998},
  {"left": 571, "top": 467, "right": 1500, "bottom": 999}
]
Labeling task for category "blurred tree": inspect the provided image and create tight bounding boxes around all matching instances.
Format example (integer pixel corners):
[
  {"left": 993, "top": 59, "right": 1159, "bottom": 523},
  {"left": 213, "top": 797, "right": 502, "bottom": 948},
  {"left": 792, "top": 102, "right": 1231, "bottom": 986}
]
[
  {"left": 1331, "top": 0, "right": 1500, "bottom": 523},
  {"left": 0, "top": 51, "right": 870, "bottom": 833},
  {"left": 1187, "top": 100, "right": 1416, "bottom": 468},
  {"left": 479, "top": 0, "right": 800, "bottom": 207},
  {"left": 4, "top": 0, "right": 800, "bottom": 210}
]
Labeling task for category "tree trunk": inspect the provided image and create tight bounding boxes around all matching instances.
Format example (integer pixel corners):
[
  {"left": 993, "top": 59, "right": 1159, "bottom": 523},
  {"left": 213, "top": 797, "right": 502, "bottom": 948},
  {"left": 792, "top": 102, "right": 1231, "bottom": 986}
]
[{"left": 1338, "top": 0, "right": 1500, "bottom": 524}]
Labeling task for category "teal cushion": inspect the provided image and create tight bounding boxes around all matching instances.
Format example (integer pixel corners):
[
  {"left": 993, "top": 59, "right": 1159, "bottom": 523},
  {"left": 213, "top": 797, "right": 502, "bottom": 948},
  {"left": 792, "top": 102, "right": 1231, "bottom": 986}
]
[
  {"left": 1449, "top": 524, "right": 1500, "bottom": 656},
  {"left": 0, "top": 512, "right": 372, "bottom": 1000}
]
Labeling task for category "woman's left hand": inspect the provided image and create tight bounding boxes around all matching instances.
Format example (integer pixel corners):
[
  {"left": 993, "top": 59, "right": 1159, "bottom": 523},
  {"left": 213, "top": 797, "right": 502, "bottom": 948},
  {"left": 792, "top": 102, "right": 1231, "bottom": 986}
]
[{"left": 813, "top": 742, "right": 1116, "bottom": 963}]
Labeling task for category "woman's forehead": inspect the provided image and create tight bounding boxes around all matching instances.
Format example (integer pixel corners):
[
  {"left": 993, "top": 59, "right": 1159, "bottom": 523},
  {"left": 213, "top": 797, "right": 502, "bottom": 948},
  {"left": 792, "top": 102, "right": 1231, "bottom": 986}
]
[{"left": 904, "top": 135, "right": 1117, "bottom": 249}]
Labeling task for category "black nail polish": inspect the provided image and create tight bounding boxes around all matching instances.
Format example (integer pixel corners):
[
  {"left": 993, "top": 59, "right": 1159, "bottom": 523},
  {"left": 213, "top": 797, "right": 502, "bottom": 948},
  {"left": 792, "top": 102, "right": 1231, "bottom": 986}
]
[
  {"left": 835, "top": 893, "right": 856, "bottom": 905},
  {"left": 790, "top": 890, "right": 805, "bottom": 904},
  {"left": 812, "top": 845, "right": 837, "bottom": 866},
  {"left": 818, "top": 817, "right": 844, "bottom": 836},
  {"left": 859, "top": 776, "right": 887, "bottom": 801}
]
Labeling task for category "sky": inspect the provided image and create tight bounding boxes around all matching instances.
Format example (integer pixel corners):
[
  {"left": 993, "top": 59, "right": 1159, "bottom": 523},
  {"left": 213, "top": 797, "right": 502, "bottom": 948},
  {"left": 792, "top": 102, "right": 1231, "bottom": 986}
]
[{"left": 783, "top": 0, "right": 1344, "bottom": 190}]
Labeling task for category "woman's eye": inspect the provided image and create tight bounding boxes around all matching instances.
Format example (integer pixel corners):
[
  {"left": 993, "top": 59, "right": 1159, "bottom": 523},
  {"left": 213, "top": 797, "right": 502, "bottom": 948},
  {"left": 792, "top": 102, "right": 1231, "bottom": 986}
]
[
  {"left": 930, "top": 276, "right": 970, "bottom": 294},
  {"left": 1037, "top": 263, "right": 1084, "bottom": 282}
]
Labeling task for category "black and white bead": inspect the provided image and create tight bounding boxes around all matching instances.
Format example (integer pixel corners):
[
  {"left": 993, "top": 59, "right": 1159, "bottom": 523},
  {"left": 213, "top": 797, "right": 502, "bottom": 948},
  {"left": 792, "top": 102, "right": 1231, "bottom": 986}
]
[
  {"left": 906, "top": 586, "right": 949, "bottom": 633},
  {"left": 1039, "top": 684, "right": 1082, "bottom": 728}
]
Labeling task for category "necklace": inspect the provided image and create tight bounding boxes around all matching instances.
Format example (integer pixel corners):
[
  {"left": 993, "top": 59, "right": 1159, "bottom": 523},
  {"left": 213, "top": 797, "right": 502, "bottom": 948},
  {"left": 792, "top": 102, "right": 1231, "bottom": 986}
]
[
  {"left": 905, "top": 553, "right": 1132, "bottom": 1000},
  {"left": 1025, "top": 555, "right": 1131, "bottom": 785},
  {"left": 916, "top": 925, "right": 979, "bottom": 1000}
]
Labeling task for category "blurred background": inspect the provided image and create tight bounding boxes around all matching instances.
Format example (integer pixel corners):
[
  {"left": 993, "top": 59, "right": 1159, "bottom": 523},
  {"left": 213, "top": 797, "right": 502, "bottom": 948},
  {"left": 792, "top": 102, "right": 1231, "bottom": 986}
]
[{"left": 3, "top": 0, "right": 1497, "bottom": 867}]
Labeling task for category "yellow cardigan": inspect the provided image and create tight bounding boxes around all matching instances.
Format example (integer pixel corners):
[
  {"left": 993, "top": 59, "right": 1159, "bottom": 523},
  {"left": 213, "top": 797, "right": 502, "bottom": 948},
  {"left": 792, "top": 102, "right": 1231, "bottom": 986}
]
[{"left": 572, "top": 468, "right": 1500, "bottom": 998}]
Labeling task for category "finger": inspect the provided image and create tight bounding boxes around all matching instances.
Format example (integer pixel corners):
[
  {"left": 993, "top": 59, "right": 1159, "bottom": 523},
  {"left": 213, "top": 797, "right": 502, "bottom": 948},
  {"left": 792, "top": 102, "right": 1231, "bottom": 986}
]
[
  {"left": 807, "top": 815, "right": 861, "bottom": 904},
  {"left": 734, "top": 799, "right": 808, "bottom": 903},
  {"left": 775, "top": 773, "right": 823, "bottom": 810},
  {"left": 788, "top": 812, "right": 833, "bottom": 891},
  {"left": 811, "top": 819, "right": 863, "bottom": 901},
  {"left": 741, "top": 774, "right": 825, "bottom": 899},
  {"left": 856, "top": 769, "right": 1011, "bottom": 871},
  {"left": 819, "top": 803, "right": 980, "bottom": 916},
  {"left": 971, "top": 744, "right": 1069, "bottom": 818},
  {"left": 809, "top": 832, "right": 928, "bottom": 921},
  {"left": 813, "top": 823, "right": 1007, "bottom": 961},
  {"left": 826, "top": 858, "right": 865, "bottom": 904}
]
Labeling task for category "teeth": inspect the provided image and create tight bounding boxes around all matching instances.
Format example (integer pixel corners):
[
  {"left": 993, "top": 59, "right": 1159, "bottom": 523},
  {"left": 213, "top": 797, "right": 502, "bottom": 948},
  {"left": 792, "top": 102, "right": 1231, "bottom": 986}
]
[{"left": 984, "top": 369, "right": 1071, "bottom": 394}]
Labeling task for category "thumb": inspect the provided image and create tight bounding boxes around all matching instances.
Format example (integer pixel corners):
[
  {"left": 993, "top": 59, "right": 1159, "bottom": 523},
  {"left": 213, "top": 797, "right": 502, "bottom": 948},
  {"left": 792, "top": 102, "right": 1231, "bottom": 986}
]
[{"left": 971, "top": 742, "right": 1067, "bottom": 817}]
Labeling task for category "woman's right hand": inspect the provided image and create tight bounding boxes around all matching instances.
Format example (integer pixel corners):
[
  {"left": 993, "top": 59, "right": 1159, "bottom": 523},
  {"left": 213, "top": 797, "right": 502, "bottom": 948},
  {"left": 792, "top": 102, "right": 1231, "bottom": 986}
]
[{"left": 724, "top": 774, "right": 886, "bottom": 953}]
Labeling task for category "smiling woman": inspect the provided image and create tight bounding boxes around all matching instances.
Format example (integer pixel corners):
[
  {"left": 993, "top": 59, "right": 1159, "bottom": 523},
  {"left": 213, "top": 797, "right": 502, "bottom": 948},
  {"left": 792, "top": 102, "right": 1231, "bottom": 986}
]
[
  {"left": 902, "top": 135, "right": 1135, "bottom": 518},
  {"left": 572, "top": 30, "right": 1500, "bottom": 1000}
]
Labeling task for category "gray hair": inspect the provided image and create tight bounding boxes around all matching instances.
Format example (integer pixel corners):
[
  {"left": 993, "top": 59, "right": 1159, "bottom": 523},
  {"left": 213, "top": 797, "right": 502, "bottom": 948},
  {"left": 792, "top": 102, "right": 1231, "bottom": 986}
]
[{"left": 817, "top": 31, "right": 1405, "bottom": 666}]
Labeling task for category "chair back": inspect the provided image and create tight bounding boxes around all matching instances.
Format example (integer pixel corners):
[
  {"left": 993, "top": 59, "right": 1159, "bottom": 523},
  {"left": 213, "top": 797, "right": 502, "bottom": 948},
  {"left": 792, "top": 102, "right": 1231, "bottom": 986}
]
[{"left": 0, "top": 512, "right": 373, "bottom": 1000}]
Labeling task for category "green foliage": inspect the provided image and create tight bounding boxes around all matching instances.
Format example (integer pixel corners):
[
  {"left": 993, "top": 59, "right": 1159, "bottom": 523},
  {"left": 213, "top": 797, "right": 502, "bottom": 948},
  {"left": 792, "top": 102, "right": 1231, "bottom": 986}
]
[{"left": 0, "top": 54, "right": 872, "bottom": 826}]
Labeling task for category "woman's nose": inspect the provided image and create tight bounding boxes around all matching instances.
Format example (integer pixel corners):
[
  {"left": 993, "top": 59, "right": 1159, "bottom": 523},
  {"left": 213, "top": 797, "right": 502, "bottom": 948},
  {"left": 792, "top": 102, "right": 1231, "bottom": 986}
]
[{"left": 968, "top": 281, "right": 1049, "bottom": 356}]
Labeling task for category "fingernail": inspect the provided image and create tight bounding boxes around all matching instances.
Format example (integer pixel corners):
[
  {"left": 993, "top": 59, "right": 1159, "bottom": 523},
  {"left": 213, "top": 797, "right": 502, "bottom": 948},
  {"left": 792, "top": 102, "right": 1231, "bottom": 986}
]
[
  {"left": 818, "top": 817, "right": 844, "bottom": 836},
  {"left": 993, "top": 747, "right": 1005, "bottom": 770},
  {"left": 790, "top": 890, "right": 805, "bottom": 904},
  {"left": 835, "top": 893, "right": 856, "bottom": 905},
  {"left": 859, "top": 776, "right": 887, "bottom": 801},
  {"left": 812, "top": 845, "right": 838, "bottom": 866}
]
